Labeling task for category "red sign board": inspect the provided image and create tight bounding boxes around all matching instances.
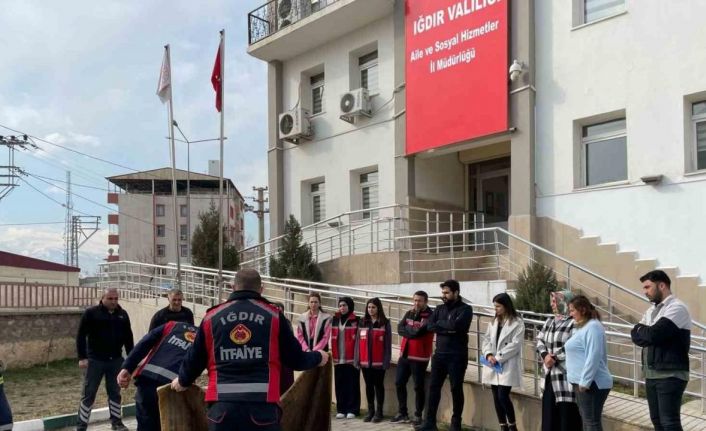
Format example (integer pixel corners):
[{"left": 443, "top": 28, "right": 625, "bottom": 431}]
[{"left": 405, "top": 0, "right": 508, "bottom": 155}]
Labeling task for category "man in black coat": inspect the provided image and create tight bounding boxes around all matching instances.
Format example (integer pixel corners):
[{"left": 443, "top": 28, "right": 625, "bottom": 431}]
[
  {"left": 148, "top": 288, "right": 194, "bottom": 331},
  {"left": 75, "top": 287, "right": 134, "bottom": 431},
  {"left": 416, "top": 280, "right": 473, "bottom": 431}
]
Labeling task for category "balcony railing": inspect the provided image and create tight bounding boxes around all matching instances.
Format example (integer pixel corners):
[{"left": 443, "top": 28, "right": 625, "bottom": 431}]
[{"left": 248, "top": 0, "right": 341, "bottom": 44}]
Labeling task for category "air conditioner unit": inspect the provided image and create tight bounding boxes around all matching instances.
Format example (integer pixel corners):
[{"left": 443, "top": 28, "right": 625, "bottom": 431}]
[
  {"left": 339, "top": 88, "right": 372, "bottom": 123},
  {"left": 277, "top": 0, "right": 307, "bottom": 29},
  {"left": 278, "top": 108, "right": 313, "bottom": 143}
]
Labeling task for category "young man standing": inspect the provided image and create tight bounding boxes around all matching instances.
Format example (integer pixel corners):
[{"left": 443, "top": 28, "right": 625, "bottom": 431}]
[
  {"left": 148, "top": 288, "right": 194, "bottom": 331},
  {"left": 631, "top": 270, "right": 691, "bottom": 431},
  {"left": 416, "top": 280, "right": 473, "bottom": 431},
  {"left": 392, "top": 290, "right": 434, "bottom": 425}
]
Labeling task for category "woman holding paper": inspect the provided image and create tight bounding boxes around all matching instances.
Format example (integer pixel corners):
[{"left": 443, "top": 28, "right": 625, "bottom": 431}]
[{"left": 482, "top": 293, "right": 525, "bottom": 431}]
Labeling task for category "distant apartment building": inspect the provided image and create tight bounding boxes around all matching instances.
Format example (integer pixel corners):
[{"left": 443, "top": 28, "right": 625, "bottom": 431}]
[{"left": 106, "top": 168, "right": 245, "bottom": 265}]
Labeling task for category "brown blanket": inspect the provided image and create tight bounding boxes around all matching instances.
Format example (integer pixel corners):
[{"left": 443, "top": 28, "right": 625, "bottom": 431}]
[
  {"left": 157, "top": 384, "right": 208, "bottom": 431},
  {"left": 280, "top": 361, "right": 332, "bottom": 431}
]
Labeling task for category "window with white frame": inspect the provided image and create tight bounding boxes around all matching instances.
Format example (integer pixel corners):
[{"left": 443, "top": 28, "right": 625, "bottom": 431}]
[
  {"left": 359, "top": 51, "right": 378, "bottom": 94},
  {"left": 582, "top": 118, "right": 627, "bottom": 186},
  {"left": 156, "top": 244, "right": 166, "bottom": 257},
  {"left": 180, "top": 244, "right": 188, "bottom": 258},
  {"left": 583, "top": 0, "right": 624, "bottom": 24},
  {"left": 180, "top": 224, "right": 188, "bottom": 241},
  {"left": 310, "top": 181, "right": 325, "bottom": 223},
  {"left": 311, "top": 73, "right": 325, "bottom": 115},
  {"left": 180, "top": 204, "right": 188, "bottom": 217},
  {"left": 156, "top": 224, "right": 166, "bottom": 237},
  {"left": 692, "top": 101, "right": 706, "bottom": 171},
  {"left": 156, "top": 204, "right": 165, "bottom": 217},
  {"left": 360, "top": 171, "right": 379, "bottom": 219}
]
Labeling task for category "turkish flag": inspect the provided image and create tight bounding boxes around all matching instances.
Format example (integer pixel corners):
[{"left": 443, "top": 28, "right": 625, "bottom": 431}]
[{"left": 211, "top": 44, "right": 222, "bottom": 112}]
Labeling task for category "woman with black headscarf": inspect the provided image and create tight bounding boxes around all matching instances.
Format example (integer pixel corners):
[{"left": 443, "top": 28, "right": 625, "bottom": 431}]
[{"left": 331, "top": 297, "right": 361, "bottom": 419}]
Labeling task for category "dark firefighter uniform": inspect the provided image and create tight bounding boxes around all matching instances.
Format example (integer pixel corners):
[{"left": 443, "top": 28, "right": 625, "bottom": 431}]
[
  {"left": 177, "top": 290, "right": 323, "bottom": 431},
  {"left": 121, "top": 322, "right": 197, "bottom": 431},
  {"left": 0, "top": 361, "right": 12, "bottom": 431}
]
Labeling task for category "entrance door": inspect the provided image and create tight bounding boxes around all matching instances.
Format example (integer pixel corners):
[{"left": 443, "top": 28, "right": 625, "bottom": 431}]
[{"left": 468, "top": 157, "right": 510, "bottom": 230}]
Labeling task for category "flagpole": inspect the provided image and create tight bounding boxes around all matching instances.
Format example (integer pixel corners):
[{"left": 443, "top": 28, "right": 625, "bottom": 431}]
[
  {"left": 217, "top": 29, "right": 225, "bottom": 300},
  {"left": 165, "top": 44, "right": 182, "bottom": 288}
]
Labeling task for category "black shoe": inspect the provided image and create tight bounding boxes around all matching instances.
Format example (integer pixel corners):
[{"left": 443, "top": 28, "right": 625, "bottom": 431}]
[
  {"left": 363, "top": 411, "right": 374, "bottom": 422},
  {"left": 500, "top": 424, "right": 509, "bottom": 431},
  {"left": 391, "top": 413, "right": 409, "bottom": 423},
  {"left": 372, "top": 414, "right": 383, "bottom": 423},
  {"left": 414, "top": 423, "right": 439, "bottom": 431},
  {"left": 508, "top": 423, "right": 518, "bottom": 431},
  {"left": 111, "top": 421, "right": 129, "bottom": 431},
  {"left": 411, "top": 414, "right": 423, "bottom": 426}
]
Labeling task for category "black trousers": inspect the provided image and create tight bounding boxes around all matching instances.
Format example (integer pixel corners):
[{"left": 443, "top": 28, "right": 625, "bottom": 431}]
[
  {"left": 135, "top": 381, "right": 161, "bottom": 431},
  {"left": 206, "top": 402, "right": 281, "bottom": 431},
  {"left": 541, "top": 375, "right": 582, "bottom": 431},
  {"left": 424, "top": 353, "right": 467, "bottom": 426},
  {"left": 77, "top": 358, "right": 123, "bottom": 430},
  {"left": 646, "top": 377, "right": 688, "bottom": 431},
  {"left": 0, "top": 382, "right": 12, "bottom": 429},
  {"left": 491, "top": 385, "right": 516, "bottom": 424},
  {"left": 361, "top": 368, "right": 386, "bottom": 415},
  {"left": 395, "top": 357, "right": 428, "bottom": 417},
  {"left": 334, "top": 364, "right": 360, "bottom": 415}
]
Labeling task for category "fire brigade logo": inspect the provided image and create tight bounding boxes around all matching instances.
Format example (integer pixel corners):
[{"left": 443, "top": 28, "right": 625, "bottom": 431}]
[
  {"left": 184, "top": 331, "right": 196, "bottom": 343},
  {"left": 230, "top": 324, "right": 252, "bottom": 345}
]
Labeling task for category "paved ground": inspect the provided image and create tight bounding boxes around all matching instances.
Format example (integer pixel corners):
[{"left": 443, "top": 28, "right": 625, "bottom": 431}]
[{"left": 63, "top": 416, "right": 429, "bottom": 430}]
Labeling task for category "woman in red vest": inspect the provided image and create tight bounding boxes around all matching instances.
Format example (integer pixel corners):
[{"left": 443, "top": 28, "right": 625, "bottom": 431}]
[
  {"left": 331, "top": 296, "right": 361, "bottom": 419},
  {"left": 355, "top": 297, "right": 392, "bottom": 423}
]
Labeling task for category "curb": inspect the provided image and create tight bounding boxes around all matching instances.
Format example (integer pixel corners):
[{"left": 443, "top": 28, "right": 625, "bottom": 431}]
[{"left": 13, "top": 404, "right": 136, "bottom": 431}]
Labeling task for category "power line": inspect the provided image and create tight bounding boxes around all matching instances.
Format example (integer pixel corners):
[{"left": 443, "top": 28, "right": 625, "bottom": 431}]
[
  {"left": 17, "top": 176, "right": 93, "bottom": 216},
  {"left": 26, "top": 172, "right": 176, "bottom": 232},
  {"left": 0, "top": 221, "right": 64, "bottom": 226},
  {"left": 31, "top": 173, "right": 110, "bottom": 191}
]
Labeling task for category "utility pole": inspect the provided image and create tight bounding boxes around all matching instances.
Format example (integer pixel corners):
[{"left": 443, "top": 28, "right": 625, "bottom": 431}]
[
  {"left": 251, "top": 186, "right": 269, "bottom": 245},
  {"left": 69, "top": 215, "right": 101, "bottom": 268},
  {"left": 64, "top": 171, "right": 73, "bottom": 266},
  {"left": 0, "top": 135, "right": 37, "bottom": 201}
]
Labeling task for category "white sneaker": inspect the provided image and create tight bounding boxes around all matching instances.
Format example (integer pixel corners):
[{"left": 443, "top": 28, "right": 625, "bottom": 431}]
[
  {"left": 346, "top": 413, "right": 356, "bottom": 419},
  {"left": 336, "top": 413, "right": 345, "bottom": 419}
]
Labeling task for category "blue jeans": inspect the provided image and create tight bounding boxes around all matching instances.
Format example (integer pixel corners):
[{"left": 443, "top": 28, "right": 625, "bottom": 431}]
[
  {"left": 574, "top": 383, "right": 610, "bottom": 431},
  {"left": 645, "top": 377, "right": 688, "bottom": 431}
]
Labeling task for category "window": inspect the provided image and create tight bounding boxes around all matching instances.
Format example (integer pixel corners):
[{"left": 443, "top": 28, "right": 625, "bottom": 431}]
[
  {"left": 582, "top": 118, "right": 627, "bottom": 186},
  {"left": 360, "top": 171, "right": 379, "bottom": 219},
  {"left": 156, "top": 204, "right": 165, "bottom": 217},
  {"left": 180, "top": 244, "right": 188, "bottom": 258},
  {"left": 311, "top": 73, "right": 325, "bottom": 115},
  {"left": 156, "top": 225, "right": 166, "bottom": 237},
  {"left": 180, "top": 204, "right": 188, "bottom": 217},
  {"left": 359, "top": 51, "right": 378, "bottom": 94},
  {"left": 180, "top": 224, "right": 188, "bottom": 241},
  {"left": 156, "top": 244, "right": 166, "bottom": 257},
  {"left": 583, "top": 0, "right": 624, "bottom": 23},
  {"left": 310, "top": 182, "right": 325, "bottom": 223},
  {"left": 692, "top": 101, "right": 706, "bottom": 171}
]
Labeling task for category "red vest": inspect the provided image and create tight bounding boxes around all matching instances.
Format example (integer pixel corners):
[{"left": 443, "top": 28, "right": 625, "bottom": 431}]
[
  {"left": 358, "top": 322, "right": 387, "bottom": 368},
  {"left": 400, "top": 308, "right": 434, "bottom": 362},
  {"left": 331, "top": 313, "right": 358, "bottom": 364}
]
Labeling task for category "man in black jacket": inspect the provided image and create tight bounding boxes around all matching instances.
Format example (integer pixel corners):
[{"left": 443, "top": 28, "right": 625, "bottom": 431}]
[
  {"left": 416, "top": 280, "right": 473, "bottom": 431},
  {"left": 148, "top": 288, "right": 195, "bottom": 331},
  {"left": 631, "top": 270, "right": 691, "bottom": 431},
  {"left": 75, "top": 287, "right": 134, "bottom": 431}
]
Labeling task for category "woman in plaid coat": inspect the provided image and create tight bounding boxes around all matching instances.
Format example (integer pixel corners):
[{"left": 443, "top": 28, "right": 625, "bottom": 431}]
[{"left": 536, "top": 291, "right": 582, "bottom": 431}]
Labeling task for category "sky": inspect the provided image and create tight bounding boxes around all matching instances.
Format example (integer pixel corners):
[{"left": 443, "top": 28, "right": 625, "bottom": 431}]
[{"left": 0, "top": 0, "right": 269, "bottom": 275}]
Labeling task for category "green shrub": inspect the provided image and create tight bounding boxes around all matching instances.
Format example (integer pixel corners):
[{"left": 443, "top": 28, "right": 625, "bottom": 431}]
[{"left": 513, "top": 261, "right": 558, "bottom": 313}]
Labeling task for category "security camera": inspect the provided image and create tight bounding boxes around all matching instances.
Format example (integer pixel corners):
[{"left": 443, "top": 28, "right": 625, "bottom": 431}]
[{"left": 509, "top": 59, "right": 524, "bottom": 82}]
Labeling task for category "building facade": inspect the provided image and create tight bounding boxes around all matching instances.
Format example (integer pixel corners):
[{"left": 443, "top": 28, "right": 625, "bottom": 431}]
[
  {"left": 247, "top": 0, "right": 706, "bottom": 284},
  {"left": 106, "top": 168, "right": 245, "bottom": 265}
]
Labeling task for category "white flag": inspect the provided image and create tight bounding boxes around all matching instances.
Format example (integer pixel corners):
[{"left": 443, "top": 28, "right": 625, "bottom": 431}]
[{"left": 157, "top": 46, "right": 171, "bottom": 104}]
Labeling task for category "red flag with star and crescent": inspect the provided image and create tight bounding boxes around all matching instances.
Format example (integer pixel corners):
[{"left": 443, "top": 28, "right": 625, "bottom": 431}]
[{"left": 211, "top": 44, "right": 222, "bottom": 112}]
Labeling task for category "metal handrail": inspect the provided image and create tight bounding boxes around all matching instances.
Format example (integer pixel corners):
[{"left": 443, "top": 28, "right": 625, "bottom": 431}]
[{"left": 397, "top": 227, "right": 706, "bottom": 332}]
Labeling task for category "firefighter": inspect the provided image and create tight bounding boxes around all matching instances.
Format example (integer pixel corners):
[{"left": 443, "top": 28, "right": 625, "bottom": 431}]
[
  {"left": 171, "top": 269, "right": 328, "bottom": 431},
  {"left": 117, "top": 321, "right": 198, "bottom": 431},
  {"left": 392, "top": 290, "right": 434, "bottom": 425},
  {"left": 0, "top": 360, "right": 12, "bottom": 431},
  {"left": 331, "top": 296, "right": 361, "bottom": 419}
]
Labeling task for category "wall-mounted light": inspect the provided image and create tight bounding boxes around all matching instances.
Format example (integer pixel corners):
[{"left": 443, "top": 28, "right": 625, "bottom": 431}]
[
  {"left": 509, "top": 59, "right": 525, "bottom": 82},
  {"left": 640, "top": 174, "right": 663, "bottom": 185}
]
